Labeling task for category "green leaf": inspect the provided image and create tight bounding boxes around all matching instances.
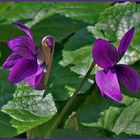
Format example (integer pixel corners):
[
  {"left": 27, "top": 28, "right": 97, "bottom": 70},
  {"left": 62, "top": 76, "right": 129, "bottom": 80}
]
[
  {"left": 0, "top": 111, "right": 17, "bottom": 138},
  {"left": 31, "top": 14, "right": 88, "bottom": 44},
  {"left": 91, "top": 97, "right": 140, "bottom": 136},
  {"left": 50, "top": 129, "right": 87, "bottom": 138},
  {"left": 14, "top": 82, "right": 41, "bottom": 97},
  {"left": 93, "top": 2, "right": 140, "bottom": 65},
  {"left": 0, "top": 2, "right": 13, "bottom": 19},
  {"left": 0, "top": 2, "right": 111, "bottom": 45},
  {"left": 0, "top": 2, "right": 51, "bottom": 24},
  {"left": 50, "top": 128, "right": 111, "bottom": 138},
  {"left": 112, "top": 100, "right": 140, "bottom": 135},
  {"left": 26, "top": 113, "right": 111, "bottom": 138},
  {"left": 1, "top": 93, "right": 57, "bottom": 137},
  {"left": 0, "top": 69, "right": 16, "bottom": 109},
  {"left": 0, "top": 42, "right": 12, "bottom": 66},
  {"left": 26, "top": 116, "right": 57, "bottom": 138},
  {"left": 48, "top": 45, "right": 92, "bottom": 101},
  {"left": 0, "top": 25, "right": 24, "bottom": 43},
  {"left": 46, "top": 2, "right": 112, "bottom": 24},
  {"left": 79, "top": 88, "right": 140, "bottom": 136},
  {"left": 0, "top": 15, "right": 87, "bottom": 45},
  {"left": 77, "top": 87, "right": 118, "bottom": 123},
  {"left": 0, "top": 2, "right": 111, "bottom": 25},
  {"left": 60, "top": 26, "right": 96, "bottom": 76}
]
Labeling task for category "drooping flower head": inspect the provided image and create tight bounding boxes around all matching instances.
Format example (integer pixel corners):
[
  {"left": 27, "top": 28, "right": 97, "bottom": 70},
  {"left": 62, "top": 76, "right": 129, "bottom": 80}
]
[
  {"left": 2, "top": 22, "right": 54, "bottom": 89},
  {"left": 92, "top": 27, "right": 140, "bottom": 101}
]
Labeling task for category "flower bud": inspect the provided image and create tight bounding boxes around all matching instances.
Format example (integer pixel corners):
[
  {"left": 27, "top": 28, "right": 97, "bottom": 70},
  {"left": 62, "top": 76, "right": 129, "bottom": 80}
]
[{"left": 41, "top": 35, "right": 54, "bottom": 49}]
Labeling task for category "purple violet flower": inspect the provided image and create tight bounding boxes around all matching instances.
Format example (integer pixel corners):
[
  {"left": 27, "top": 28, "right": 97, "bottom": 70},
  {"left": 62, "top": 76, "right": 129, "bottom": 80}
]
[
  {"left": 2, "top": 22, "right": 54, "bottom": 89},
  {"left": 92, "top": 27, "right": 140, "bottom": 101}
]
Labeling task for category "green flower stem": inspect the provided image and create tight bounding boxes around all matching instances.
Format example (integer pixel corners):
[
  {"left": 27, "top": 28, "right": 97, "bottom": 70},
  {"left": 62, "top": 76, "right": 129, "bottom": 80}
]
[{"left": 44, "top": 62, "right": 95, "bottom": 137}]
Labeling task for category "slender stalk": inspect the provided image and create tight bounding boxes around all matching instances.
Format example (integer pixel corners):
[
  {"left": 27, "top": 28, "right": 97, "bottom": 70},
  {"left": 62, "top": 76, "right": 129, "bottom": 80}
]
[
  {"left": 44, "top": 62, "right": 95, "bottom": 137},
  {"left": 44, "top": 45, "right": 55, "bottom": 86}
]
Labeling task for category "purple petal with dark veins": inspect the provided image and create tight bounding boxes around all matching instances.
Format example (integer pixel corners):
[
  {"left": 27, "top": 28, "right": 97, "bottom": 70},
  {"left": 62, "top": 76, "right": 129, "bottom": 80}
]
[
  {"left": 26, "top": 64, "right": 44, "bottom": 89},
  {"left": 14, "top": 22, "right": 35, "bottom": 52},
  {"left": 95, "top": 68, "right": 123, "bottom": 102},
  {"left": 9, "top": 58, "right": 38, "bottom": 83},
  {"left": 118, "top": 27, "right": 135, "bottom": 60},
  {"left": 115, "top": 64, "right": 140, "bottom": 93},
  {"left": 34, "top": 64, "right": 44, "bottom": 89},
  {"left": 2, "top": 53, "right": 21, "bottom": 70},
  {"left": 15, "top": 22, "right": 33, "bottom": 40},
  {"left": 92, "top": 39, "right": 118, "bottom": 68},
  {"left": 8, "top": 36, "right": 35, "bottom": 60}
]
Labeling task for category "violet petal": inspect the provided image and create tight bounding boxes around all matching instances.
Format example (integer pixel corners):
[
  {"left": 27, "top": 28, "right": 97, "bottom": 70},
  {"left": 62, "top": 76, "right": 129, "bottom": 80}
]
[
  {"left": 115, "top": 64, "right": 140, "bottom": 93},
  {"left": 9, "top": 58, "right": 38, "bottom": 83},
  {"left": 95, "top": 68, "right": 123, "bottom": 101},
  {"left": 15, "top": 22, "right": 33, "bottom": 41},
  {"left": 27, "top": 64, "right": 44, "bottom": 89},
  {"left": 118, "top": 27, "right": 135, "bottom": 60},
  {"left": 14, "top": 22, "right": 35, "bottom": 52},
  {"left": 2, "top": 53, "right": 21, "bottom": 70},
  {"left": 92, "top": 39, "right": 118, "bottom": 68},
  {"left": 8, "top": 36, "right": 35, "bottom": 60}
]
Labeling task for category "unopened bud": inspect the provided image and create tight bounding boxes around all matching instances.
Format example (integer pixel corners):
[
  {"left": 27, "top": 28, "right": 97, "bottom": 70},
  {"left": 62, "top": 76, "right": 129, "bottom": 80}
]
[{"left": 41, "top": 35, "right": 54, "bottom": 49}]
